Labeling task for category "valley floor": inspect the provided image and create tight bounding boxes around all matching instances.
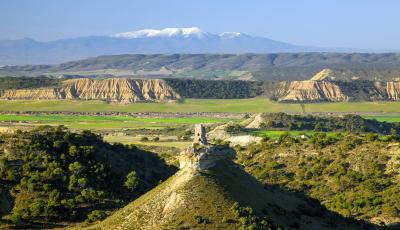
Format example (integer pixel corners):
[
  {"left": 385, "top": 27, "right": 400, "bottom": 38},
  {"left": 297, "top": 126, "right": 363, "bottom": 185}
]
[{"left": 3, "top": 98, "right": 400, "bottom": 114}]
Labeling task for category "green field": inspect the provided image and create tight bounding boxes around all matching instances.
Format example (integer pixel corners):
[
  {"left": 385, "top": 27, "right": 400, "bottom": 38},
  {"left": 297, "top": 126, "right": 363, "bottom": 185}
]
[
  {"left": 252, "top": 130, "right": 312, "bottom": 139},
  {"left": 251, "top": 130, "right": 335, "bottom": 139},
  {"left": 103, "top": 135, "right": 192, "bottom": 149},
  {"left": 2, "top": 98, "right": 400, "bottom": 114},
  {"left": 363, "top": 115, "right": 400, "bottom": 122},
  {"left": 0, "top": 114, "right": 232, "bottom": 130},
  {"left": 0, "top": 98, "right": 299, "bottom": 113}
]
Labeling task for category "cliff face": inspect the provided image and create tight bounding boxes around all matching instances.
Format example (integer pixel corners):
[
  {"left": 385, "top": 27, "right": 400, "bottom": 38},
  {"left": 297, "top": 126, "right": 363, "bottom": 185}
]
[
  {"left": 0, "top": 78, "right": 181, "bottom": 103},
  {"left": 275, "top": 80, "right": 348, "bottom": 102},
  {"left": 385, "top": 81, "right": 400, "bottom": 100},
  {"left": 275, "top": 80, "right": 400, "bottom": 103},
  {"left": 273, "top": 69, "right": 400, "bottom": 102}
]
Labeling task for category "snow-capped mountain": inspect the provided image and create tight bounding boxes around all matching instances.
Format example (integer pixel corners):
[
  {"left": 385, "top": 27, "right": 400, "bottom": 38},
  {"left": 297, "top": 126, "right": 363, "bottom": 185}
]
[
  {"left": 0, "top": 27, "right": 362, "bottom": 65},
  {"left": 112, "top": 27, "right": 210, "bottom": 39}
]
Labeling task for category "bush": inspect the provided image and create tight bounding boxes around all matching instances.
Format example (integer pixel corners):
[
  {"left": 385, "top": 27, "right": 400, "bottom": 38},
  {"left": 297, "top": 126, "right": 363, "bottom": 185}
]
[
  {"left": 194, "top": 215, "right": 210, "bottom": 224},
  {"left": 124, "top": 171, "right": 139, "bottom": 191},
  {"left": 86, "top": 210, "right": 106, "bottom": 222},
  {"left": 10, "top": 211, "right": 22, "bottom": 224},
  {"left": 0, "top": 126, "right": 175, "bottom": 226}
]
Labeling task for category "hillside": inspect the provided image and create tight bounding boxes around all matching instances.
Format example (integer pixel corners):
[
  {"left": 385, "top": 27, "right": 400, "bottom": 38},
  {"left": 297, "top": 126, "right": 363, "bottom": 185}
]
[
  {"left": 3, "top": 53, "right": 400, "bottom": 81},
  {"left": 0, "top": 126, "right": 176, "bottom": 228},
  {"left": 0, "top": 78, "right": 181, "bottom": 103},
  {"left": 89, "top": 126, "right": 372, "bottom": 230},
  {"left": 235, "top": 132, "right": 400, "bottom": 227},
  {"left": 270, "top": 69, "right": 400, "bottom": 103},
  {"left": 245, "top": 113, "right": 400, "bottom": 134},
  {"left": 3, "top": 72, "right": 400, "bottom": 103}
]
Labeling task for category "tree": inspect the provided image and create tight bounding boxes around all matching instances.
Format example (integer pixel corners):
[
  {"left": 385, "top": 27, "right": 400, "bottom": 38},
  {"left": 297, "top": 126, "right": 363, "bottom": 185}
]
[{"left": 124, "top": 171, "right": 139, "bottom": 191}]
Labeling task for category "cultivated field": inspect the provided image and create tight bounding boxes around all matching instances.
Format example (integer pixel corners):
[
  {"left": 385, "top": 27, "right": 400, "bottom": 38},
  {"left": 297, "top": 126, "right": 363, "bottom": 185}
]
[
  {"left": 0, "top": 114, "right": 232, "bottom": 130},
  {"left": 2, "top": 98, "right": 400, "bottom": 114},
  {"left": 2, "top": 99, "right": 400, "bottom": 149}
]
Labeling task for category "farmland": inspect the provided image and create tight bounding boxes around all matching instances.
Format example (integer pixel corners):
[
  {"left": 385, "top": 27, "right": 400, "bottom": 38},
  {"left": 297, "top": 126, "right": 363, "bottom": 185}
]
[
  {"left": 2, "top": 98, "right": 400, "bottom": 114},
  {"left": 2, "top": 99, "right": 400, "bottom": 148},
  {"left": 0, "top": 114, "right": 232, "bottom": 130}
]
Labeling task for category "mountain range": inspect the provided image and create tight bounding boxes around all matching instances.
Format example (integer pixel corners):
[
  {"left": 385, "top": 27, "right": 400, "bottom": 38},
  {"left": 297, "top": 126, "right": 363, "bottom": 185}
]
[
  {"left": 3, "top": 53, "right": 400, "bottom": 81},
  {"left": 0, "top": 27, "right": 363, "bottom": 65}
]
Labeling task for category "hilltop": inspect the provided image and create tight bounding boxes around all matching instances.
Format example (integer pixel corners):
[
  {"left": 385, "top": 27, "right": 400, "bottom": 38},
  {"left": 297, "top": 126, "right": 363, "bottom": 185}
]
[{"left": 89, "top": 125, "right": 373, "bottom": 230}]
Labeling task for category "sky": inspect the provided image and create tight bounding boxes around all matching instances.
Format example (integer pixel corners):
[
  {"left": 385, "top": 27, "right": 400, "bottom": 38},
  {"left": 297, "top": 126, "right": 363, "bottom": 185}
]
[{"left": 0, "top": 0, "right": 399, "bottom": 50}]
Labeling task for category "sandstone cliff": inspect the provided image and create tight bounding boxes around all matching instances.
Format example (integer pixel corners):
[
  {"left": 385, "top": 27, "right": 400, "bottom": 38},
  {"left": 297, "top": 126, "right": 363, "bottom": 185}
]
[
  {"left": 275, "top": 80, "right": 348, "bottom": 102},
  {"left": 0, "top": 78, "right": 181, "bottom": 103},
  {"left": 274, "top": 69, "right": 400, "bottom": 102},
  {"left": 384, "top": 81, "right": 400, "bottom": 100}
]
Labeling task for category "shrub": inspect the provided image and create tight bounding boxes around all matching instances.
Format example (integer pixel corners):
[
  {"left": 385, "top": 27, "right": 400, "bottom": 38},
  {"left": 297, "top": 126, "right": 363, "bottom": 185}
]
[
  {"left": 124, "top": 171, "right": 139, "bottom": 191},
  {"left": 86, "top": 210, "right": 106, "bottom": 222},
  {"left": 194, "top": 215, "right": 210, "bottom": 224}
]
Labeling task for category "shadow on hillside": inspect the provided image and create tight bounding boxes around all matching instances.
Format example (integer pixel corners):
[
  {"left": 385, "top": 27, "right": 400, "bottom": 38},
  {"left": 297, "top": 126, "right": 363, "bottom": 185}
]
[{"left": 209, "top": 146, "right": 396, "bottom": 230}]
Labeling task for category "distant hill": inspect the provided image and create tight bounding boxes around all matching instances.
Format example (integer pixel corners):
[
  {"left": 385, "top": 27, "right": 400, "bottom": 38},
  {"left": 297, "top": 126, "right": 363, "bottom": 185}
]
[
  {"left": 3, "top": 53, "right": 400, "bottom": 81},
  {"left": 3, "top": 75, "right": 400, "bottom": 103},
  {"left": 0, "top": 27, "right": 363, "bottom": 65}
]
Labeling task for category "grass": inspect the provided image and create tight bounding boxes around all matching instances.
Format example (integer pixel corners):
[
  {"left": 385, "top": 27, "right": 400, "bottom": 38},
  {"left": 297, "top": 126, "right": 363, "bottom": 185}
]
[
  {"left": 363, "top": 115, "right": 400, "bottom": 122},
  {"left": 0, "top": 98, "right": 301, "bottom": 113},
  {"left": 2, "top": 99, "right": 400, "bottom": 114},
  {"left": 0, "top": 114, "right": 232, "bottom": 130},
  {"left": 251, "top": 130, "right": 339, "bottom": 139},
  {"left": 103, "top": 135, "right": 192, "bottom": 149},
  {"left": 251, "top": 130, "right": 315, "bottom": 139}
]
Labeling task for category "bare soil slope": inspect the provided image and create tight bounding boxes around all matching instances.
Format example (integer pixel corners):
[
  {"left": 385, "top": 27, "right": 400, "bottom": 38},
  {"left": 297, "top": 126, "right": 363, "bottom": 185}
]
[{"left": 0, "top": 78, "right": 181, "bottom": 103}]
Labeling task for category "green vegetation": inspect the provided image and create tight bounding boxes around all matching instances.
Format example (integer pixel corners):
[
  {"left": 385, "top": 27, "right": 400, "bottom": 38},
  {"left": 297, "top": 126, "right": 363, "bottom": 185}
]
[
  {"left": 0, "top": 76, "right": 60, "bottom": 90},
  {"left": 0, "top": 114, "right": 232, "bottom": 130},
  {"left": 165, "top": 78, "right": 269, "bottom": 98},
  {"left": 0, "top": 98, "right": 301, "bottom": 113},
  {"left": 253, "top": 130, "right": 322, "bottom": 139},
  {"left": 0, "top": 126, "right": 176, "bottom": 227},
  {"left": 254, "top": 113, "right": 400, "bottom": 135},
  {"left": 95, "top": 157, "right": 365, "bottom": 229},
  {"left": 236, "top": 132, "right": 400, "bottom": 225},
  {"left": 363, "top": 115, "right": 400, "bottom": 123},
  {"left": 3, "top": 98, "right": 400, "bottom": 115},
  {"left": 124, "top": 171, "right": 139, "bottom": 191}
]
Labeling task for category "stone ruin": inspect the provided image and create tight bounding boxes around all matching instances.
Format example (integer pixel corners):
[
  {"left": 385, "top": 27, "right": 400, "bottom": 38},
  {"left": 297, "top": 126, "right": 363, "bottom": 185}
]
[
  {"left": 194, "top": 124, "right": 208, "bottom": 145},
  {"left": 179, "top": 124, "right": 235, "bottom": 172}
]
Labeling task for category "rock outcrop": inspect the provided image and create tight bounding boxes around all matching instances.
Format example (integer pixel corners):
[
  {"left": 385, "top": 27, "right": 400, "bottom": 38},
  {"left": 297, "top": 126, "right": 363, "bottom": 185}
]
[
  {"left": 208, "top": 123, "right": 263, "bottom": 146},
  {"left": 0, "top": 78, "right": 181, "bottom": 104},
  {"left": 179, "top": 124, "right": 234, "bottom": 171},
  {"left": 273, "top": 69, "right": 400, "bottom": 102},
  {"left": 90, "top": 124, "right": 369, "bottom": 230},
  {"left": 385, "top": 81, "right": 400, "bottom": 100},
  {"left": 275, "top": 80, "right": 348, "bottom": 102}
]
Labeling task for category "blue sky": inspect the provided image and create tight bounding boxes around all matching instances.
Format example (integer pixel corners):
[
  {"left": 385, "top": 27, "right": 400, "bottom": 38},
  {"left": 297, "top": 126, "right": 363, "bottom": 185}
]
[{"left": 0, "top": 0, "right": 399, "bottom": 50}]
